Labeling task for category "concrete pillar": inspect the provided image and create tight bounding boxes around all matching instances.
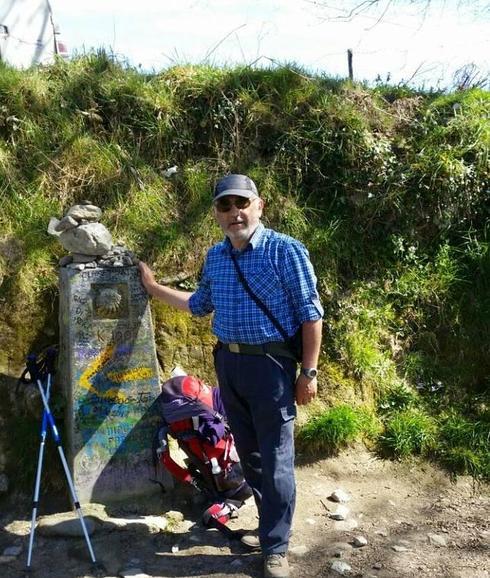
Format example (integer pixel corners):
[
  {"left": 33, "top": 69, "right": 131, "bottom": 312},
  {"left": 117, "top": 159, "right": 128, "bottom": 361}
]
[{"left": 59, "top": 265, "right": 165, "bottom": 503}]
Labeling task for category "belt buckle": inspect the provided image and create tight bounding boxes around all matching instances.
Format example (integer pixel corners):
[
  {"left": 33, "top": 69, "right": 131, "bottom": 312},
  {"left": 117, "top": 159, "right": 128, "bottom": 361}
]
[{"left": 228, "top": 343, "right": 240, "bottom": 353}]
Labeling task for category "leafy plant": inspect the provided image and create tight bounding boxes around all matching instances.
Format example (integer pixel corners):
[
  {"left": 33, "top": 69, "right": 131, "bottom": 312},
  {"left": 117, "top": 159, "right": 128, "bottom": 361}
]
[
  {"left": 380, "top": 408, "right": 437, "bottom": 457},
  {"left": 436, "top": 411, "right": 490, "bottom": 479},
  {"left": 298, "top": 405, "right": 380, "bottom": 454}
]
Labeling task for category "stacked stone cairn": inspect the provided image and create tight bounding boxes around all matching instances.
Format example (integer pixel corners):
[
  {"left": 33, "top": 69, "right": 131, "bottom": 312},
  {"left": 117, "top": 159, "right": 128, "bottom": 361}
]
[{"left": 47, "top": 201, "right": 138, "bottom": 270}]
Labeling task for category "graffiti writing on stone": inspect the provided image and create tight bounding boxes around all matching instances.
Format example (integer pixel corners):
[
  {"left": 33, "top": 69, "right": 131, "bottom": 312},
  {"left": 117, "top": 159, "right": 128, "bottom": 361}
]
[
  {"left": 78, "top": 344, "right": 155, "bottom": 402},
  {"left": 60, "top": 265, "right": 161, "bottom": 500}
]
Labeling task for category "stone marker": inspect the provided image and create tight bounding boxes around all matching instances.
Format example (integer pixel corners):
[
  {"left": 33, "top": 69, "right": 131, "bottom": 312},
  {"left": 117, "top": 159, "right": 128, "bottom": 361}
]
[
  {"left": 59, "top": 265, "right": 163, "bottom": 502},
  {"left": 51, "top": 204, "right": 168, "bottom": 502}
]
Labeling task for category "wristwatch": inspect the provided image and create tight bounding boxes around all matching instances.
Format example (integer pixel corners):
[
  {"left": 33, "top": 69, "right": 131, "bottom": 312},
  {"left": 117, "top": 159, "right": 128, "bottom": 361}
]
[{"left": 301, "top": 367, "right": 318, "bottom": 379}]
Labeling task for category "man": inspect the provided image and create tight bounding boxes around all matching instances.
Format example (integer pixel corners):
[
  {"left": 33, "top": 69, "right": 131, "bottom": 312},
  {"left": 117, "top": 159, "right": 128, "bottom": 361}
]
[{"left": 139, "top": 174, "right": 323, "bottom": 578}]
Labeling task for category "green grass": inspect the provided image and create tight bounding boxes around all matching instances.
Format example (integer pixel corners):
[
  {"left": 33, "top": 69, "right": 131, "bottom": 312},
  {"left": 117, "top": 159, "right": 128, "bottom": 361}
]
[
  {"left": 380, "top": 408, "right": 437, "bottom": 458},
  {"left": 436, "top": 412, "right": 490, "bottom": 479},
  {"left": 0, "top": 52, "right": 489, "bottom": 480},
  {"left": 297, "top": 405, "right": 380, "bottom": 454}
]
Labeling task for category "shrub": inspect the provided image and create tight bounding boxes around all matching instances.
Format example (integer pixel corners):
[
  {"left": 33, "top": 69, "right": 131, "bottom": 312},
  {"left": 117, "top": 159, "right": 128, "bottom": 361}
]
[
  {"left": 297, "top": 405, "right": 379, "bottom": 454},
  {"left": 378, "top": 383, "right": 419, "bottom": 414},
  {"left": 380, "top": 408, "right": 437, "bottom": 457},
  {"left": 437, "top": 412, "right": 490, "bottom": 479}
]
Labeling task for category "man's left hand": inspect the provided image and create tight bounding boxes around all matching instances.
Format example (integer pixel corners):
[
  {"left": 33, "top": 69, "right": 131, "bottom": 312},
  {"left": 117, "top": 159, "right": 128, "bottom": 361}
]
[{"left": 295, "top": 374, "right": 317, "bottom": 405}]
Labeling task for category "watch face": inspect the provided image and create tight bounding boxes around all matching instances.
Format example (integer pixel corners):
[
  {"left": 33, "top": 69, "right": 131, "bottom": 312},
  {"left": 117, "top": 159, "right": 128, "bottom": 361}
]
[{"left": 302, "top": 368, "right": 318, "bottom": 378}]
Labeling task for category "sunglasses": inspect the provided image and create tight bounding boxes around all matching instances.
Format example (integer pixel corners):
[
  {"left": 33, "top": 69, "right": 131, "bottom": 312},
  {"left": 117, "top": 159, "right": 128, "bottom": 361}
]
[{"left": 214, "top": 196, "right": 257, "bottom": 213}]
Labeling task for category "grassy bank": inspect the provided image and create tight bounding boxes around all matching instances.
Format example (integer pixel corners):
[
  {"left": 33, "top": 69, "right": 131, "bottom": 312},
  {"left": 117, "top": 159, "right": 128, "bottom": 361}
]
[{"left": 0, "top": 53, "right": 488, "bottom": 481}]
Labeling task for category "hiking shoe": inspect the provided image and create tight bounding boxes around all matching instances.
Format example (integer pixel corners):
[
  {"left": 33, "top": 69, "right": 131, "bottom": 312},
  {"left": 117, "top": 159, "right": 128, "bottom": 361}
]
[
  {"left": 263, "top": 553, "right": 290, "bottom": 578},
  {"left": 240, "top": 533, "right": 261, "bottom": 551}
]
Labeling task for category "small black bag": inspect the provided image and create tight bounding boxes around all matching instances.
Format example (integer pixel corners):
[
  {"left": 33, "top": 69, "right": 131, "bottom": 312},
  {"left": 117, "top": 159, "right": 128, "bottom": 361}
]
[{"left": 230, "top": 253, "right": 302, "bottom": 362}]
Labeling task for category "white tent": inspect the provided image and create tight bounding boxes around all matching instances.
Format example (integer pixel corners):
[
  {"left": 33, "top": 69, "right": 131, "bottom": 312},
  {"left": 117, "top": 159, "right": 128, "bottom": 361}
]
[{"left": 0, "top": 0, "right": 67, "bottom": 67}]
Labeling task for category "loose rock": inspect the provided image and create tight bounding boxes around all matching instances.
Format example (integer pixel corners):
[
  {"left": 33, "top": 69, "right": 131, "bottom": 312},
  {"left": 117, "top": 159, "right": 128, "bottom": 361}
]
[
  {"left": 352, "top": 535, "right": 368, "bottom": 547},
  {"left": 66, "top": 204, "right": 102, "bottom": 222},
  {"left": 55, "top": 215, "right": 79, "bottom": 232},
  {"left": 330, "top": 489, "right": 351, "bottom": 503},
  {"left": 331, "top": 559, "right": 352, "bottom": 575},
  {"left": 427, "top": 533, "right": 448, "bottom": 547},
  {"left": 392, "top": 544, "right": 410, "bottom": 552},
  {"left": 330, "top": 505, "right": 350, "bottom": 520}
]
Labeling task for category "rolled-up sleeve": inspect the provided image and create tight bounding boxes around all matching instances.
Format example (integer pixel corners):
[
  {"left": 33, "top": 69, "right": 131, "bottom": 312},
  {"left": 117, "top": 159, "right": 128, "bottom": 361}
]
[
  {"left": 188, "top": 257, "right": 214, "bottom": 317},
  {"left": 282, "top": 241, "right": 324, "bottom": 323}
]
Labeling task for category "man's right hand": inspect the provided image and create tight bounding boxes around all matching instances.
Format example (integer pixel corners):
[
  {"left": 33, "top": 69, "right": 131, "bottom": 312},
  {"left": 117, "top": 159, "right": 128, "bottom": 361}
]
[
  {"left": 138, "top": 261, "right": 157, "bottom": 294},
  {"left": 138, "top": 261, "right": 193, "bottom": 312}
]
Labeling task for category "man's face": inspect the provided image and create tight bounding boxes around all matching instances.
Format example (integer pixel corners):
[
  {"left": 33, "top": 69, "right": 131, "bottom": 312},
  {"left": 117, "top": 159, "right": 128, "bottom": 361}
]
[{"left": 213, "top": 195, "right": 264, "bottom": 249}]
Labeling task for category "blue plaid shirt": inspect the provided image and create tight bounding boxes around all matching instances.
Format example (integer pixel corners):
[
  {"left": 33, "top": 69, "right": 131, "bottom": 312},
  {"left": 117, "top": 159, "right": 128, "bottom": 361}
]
[{"left": 189, "top": 223, "right": 323, "bottom": 344}]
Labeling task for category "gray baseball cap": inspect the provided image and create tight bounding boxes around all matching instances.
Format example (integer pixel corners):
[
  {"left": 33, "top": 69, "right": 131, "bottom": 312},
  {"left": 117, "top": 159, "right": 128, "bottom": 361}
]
[{"left": 213, "top": 174, "right": 259, "bottom": 201}]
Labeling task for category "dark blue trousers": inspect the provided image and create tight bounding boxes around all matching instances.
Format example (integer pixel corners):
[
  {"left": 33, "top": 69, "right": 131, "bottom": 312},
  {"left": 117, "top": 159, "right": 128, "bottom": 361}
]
[{"left": 214, "top": 348, "right": 297, "bottom": 555}]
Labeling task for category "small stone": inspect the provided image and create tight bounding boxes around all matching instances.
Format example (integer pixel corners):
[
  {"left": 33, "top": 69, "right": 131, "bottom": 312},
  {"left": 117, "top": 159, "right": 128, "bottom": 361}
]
[
  {"left": 331, "top": 560, "right": 352, "bottom": 575},
  {"left": 66, "top": 204, "right": 102, "bottom": 222},
  {"left": 171, "top": 545, "right": 179, "bottom": 553},
  {"left": 59, "top": 222, "right": 112, "bottom": 255},
  {"left": 2, "top": 545, "right": 22, "bottom": 557},
  {"left": 305, "top": 518, "right": 317, "bottom": 525},
  {"left": 375, "top": 530, "right": 388, "bottom": 537},
  {"left": 55, "top": 215, "right": 78, "bottom": 232},
  {"left": 330, "top": 489, "right": 351, "bottom": 503},
  {"left": 373, "top": 562, "right": 383, "bottom": 569},
  {"left": 427, "top": 533, "right": 447, "bottom": 547},
  {"left": 330, "top": 505, "right": 350, "bottom": 520},
  {"left": 352, "top": 536, "right": 368, "bottom": 547},
  {"left": 392, "top": 544, "right": 409, "bottom": 552}
]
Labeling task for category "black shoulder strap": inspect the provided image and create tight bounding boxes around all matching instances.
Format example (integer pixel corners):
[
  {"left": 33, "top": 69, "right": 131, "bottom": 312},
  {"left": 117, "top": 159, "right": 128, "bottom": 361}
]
[{"left": 229, "top": 252, "right": 290, "bottom": 342}]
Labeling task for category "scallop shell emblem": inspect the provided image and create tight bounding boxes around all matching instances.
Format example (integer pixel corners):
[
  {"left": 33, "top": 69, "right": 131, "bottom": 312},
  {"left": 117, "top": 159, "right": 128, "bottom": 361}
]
[{"left": 96, "top": 288, "right": 122, "bottom": 315}]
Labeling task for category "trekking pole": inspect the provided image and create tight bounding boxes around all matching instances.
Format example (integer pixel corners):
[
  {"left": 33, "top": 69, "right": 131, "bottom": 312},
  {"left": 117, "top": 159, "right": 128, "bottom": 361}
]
[
  {"left": 26, "top": 356, "right": 97, "bottom": 566},
  {"left": 26, "top": 356, "right": 52, "bottom": 569},
  {"left": 26, "top": 348, "right": 58, "bottom": 569}
]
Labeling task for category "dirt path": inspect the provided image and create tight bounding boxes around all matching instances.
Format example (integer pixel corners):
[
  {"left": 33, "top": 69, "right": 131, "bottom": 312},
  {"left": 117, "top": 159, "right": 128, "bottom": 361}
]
[{"left": 1, "top": 448, "right": 489, "bottom": 578}]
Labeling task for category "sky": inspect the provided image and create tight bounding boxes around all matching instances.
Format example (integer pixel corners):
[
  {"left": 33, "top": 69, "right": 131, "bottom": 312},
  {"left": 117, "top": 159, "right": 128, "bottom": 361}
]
[{"left": 51, "top": 0, "right": 490, "bottom": 89}]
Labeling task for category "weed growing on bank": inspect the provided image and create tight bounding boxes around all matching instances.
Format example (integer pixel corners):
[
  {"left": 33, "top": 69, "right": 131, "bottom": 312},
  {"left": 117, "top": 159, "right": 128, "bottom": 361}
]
[
  {"left": 0, "top": 53, "right": 488, "bottom": 482},
  {"left": 297, "top": 405, "right": 381, "bottom": 455}
]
